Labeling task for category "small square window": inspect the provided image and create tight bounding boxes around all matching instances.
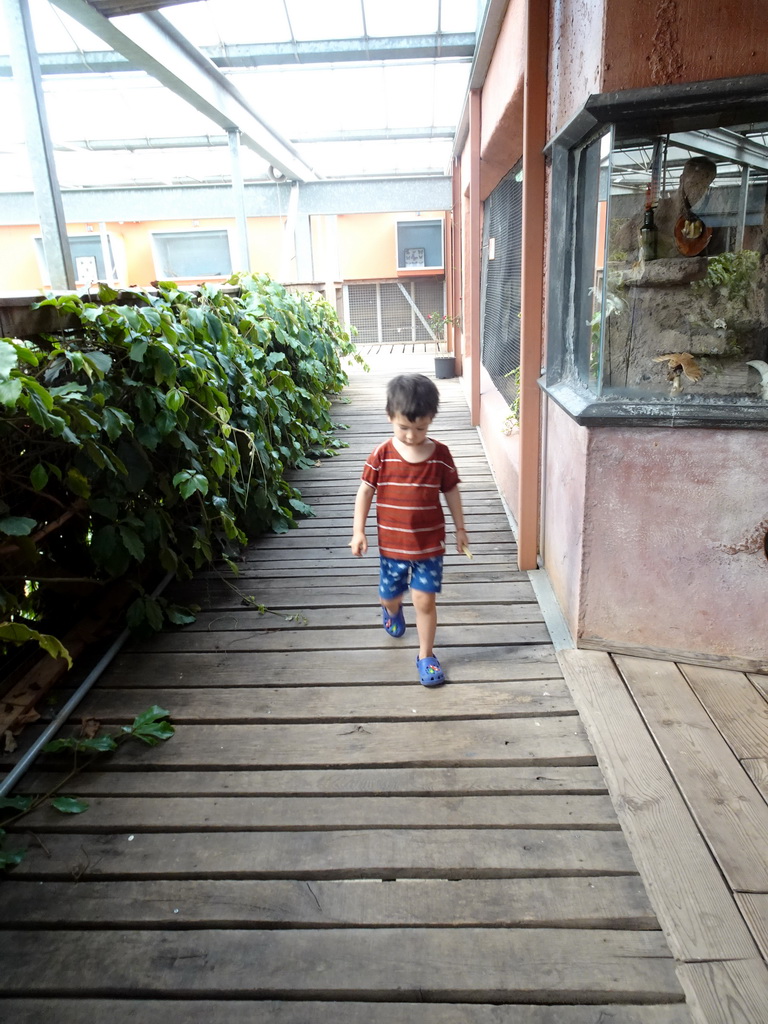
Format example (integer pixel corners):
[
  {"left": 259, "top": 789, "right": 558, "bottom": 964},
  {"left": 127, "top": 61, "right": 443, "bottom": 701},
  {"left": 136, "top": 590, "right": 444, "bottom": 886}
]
[
  {"left": 396, "top": 220, "right": 443, "bottom": 270},
  {"left": 152, "top": 229, "right": 232, "bottom": 279}
]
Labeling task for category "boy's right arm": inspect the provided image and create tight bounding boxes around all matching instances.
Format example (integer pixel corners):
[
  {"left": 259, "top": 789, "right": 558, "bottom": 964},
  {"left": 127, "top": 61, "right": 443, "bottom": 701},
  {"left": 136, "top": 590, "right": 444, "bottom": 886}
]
[{"left": 349, "top": 481, "right": 374, "bottom": 556}]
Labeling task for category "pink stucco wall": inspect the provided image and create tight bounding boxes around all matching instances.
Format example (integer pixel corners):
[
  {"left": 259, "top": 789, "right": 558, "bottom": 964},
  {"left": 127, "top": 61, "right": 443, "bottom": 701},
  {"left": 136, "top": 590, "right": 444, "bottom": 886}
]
[
  {"left": 602, "top": 0, "right": 768, "bottom": 91},
  {"left": 542, "top": 399, "right": 589, "bottom": 642},
  {"left": 549, "top": 0, "right": 605, "bottom": 136},
  {"left": 477, "top": 365, "right": 521, "bottom": 520},
  {"left": 579, "top": 428, "right": 768, "bottom": 668},
  {"left": 456, "top": 0, "right": 768, "bottom": 668},
  {"left": 479, "top": 0, "right": 526, "bottom": 199}
]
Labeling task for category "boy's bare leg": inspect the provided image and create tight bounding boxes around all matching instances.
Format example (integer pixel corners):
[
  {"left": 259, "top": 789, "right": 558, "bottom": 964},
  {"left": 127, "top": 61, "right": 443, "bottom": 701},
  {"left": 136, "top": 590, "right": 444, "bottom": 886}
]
[
  {"left": 411, "top": 588, "right": 437, "bottom": 659},
  {"left": 380, "top": 596, "right": 403, "bottom": 616}
]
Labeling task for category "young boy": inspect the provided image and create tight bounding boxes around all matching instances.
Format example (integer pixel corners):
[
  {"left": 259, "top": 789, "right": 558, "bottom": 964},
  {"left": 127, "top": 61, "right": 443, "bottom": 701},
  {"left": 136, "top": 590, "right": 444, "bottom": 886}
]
[{"left": 349, "top": 373, "right": 469, "bottom": 686}]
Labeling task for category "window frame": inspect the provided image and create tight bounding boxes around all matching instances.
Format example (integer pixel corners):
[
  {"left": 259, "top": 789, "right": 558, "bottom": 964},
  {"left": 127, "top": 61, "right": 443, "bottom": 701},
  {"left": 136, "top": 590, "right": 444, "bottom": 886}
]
[
  {"left": 543, "top": 74, "right": 768, "bottom": 428},
  {"left": 150, "top": 227, "right": 234, "bottom": 281}
]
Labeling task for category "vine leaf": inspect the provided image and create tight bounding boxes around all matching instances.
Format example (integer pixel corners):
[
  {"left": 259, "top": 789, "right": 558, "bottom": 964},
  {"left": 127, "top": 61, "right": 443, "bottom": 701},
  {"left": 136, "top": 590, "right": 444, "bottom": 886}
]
[
  {"left": 50, "top": 796, "right": 89, "bottom": 814},
  {"left": 123, "top": 705, "right": 174, "bottom": 746},
  {"left": 0, "top": 516, "right": 36, "bottom": 536},
  {"left": 44, "top": 734, "right": 117, "bottom": 754},
  {"left": 0, "top": 624, "right": 72, "bottom": 668},
  {"left": 0, "top": 830, "right": 25, "bottom": 869},
  {"left": 0, "top": 795, "right": 34, "bottom": 815}
]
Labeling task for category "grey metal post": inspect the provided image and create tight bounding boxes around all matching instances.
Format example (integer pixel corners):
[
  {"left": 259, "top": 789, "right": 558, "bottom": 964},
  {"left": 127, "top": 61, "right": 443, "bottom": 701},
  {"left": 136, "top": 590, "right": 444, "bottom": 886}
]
[
  {"left": 4, "top": 0, "right": 75, "bottom": 289},
  {"left": 227, "top": 127, "right": 251, "bottom": 273},
  {"left": 736, "top": 164, "right": 750, "bottom": 252}
]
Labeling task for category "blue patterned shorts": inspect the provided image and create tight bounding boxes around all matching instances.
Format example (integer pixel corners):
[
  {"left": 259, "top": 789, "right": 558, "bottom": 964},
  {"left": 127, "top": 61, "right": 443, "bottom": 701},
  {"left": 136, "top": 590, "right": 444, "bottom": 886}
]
[{"left": 378, "top": 555, "right": 444, "bottom": 598}]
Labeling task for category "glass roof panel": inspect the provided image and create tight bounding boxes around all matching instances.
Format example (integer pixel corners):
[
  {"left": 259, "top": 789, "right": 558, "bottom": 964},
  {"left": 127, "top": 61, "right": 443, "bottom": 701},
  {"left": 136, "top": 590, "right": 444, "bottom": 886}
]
[
  {"left": 362, "top": 0, "right": 440, "bottom": 37},
  {"left": 159, "top": 0, "right": 293, "bottom": 46},
  {"left": 284, "top": 0, "right": 365, "bottom": 41},
  {"left": 0, "top": 0, "right": 478, "bottom": 191},
  {"left": 0, "top": 0, "right": 112, "bottom": 52},
  {"left": 439, "top": 0, "right": 483, "bottom": 33}
]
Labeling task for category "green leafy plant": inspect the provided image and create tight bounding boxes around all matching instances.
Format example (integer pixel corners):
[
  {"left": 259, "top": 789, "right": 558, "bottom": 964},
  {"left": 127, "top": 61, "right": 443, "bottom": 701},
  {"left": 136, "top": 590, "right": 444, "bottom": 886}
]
[
  {"left": 502, "top": 365, "right": 521, "bottom": 435},
  {"left": 0, "top": 274, "right": 357, "bottom": 657},
  {"left": 0, "top": 705, "right": 174, "bottom": 869},
  {"left": 692, "top": 249, "right": 761, "bottom": 306},
  {"left": 427, "top": 311, "right": 461, "bottom": 338}
]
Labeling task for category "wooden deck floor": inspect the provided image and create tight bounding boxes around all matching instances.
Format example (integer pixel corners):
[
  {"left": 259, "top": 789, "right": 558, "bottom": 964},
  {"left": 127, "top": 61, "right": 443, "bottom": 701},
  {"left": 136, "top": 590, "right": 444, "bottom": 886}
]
[{"left": 0, "top": 351, "right": 765, "bottom": 1021}]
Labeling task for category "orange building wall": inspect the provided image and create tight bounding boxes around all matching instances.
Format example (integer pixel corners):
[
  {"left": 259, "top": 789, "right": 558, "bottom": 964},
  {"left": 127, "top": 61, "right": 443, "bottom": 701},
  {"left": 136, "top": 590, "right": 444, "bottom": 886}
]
[
  {"left": 0, "top": 216, "right": 289, "bottom": 293},
  {"left": 1, "top": 225, "right": 45, "bottom": 291},
  {"left": 0, "top": 212, "right": 443, "bottom": 293},
  {"left": 333, "top": 212, "right": 446, "bottom": 281}
]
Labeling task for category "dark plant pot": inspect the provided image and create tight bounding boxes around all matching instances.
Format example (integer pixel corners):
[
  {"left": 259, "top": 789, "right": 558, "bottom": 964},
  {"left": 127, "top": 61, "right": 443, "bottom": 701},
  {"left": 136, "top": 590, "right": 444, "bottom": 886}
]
[{"left": 434, "top": 355, "right": 455, "bottom": 379}]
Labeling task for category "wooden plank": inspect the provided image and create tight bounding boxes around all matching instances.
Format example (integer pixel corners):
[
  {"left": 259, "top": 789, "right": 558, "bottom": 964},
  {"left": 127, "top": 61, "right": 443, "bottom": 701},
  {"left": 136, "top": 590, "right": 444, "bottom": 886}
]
[
  {"left": 102, "top": 645, "right": 564, "bottom": 687},
  {"left": 578, "top": 638, "right": 768, "bottom": 677},
  {"left": 167, "top": 580, "right": 535, "bottom": 608},
  {"left": 286, "top": 514, "right": 512, "bottom": 531},
  {"left": 0, "top": 876, "right": 657, "bottom": 929},
  {"left": 75, "top": 680, "right": 575, "bottom": 722},
  {"left": 21, "top": 793, "right": 620, "bottom": 832},
  {"left": 743, "top": 758, "right": 768, "bottom": 801},
  {"left": 616, "top": 654, "right": 768, "bottom": 893},
  {"left": 181, "top": 603, "right": 545, "bottom": 632},
  {"left": 16, "top": 765, "right": 609, "bottom": 797},
  {"left": 748, "top": 672, "right": 768, "bottom": 700},
  {"left": 246, "top": 523, "right": 513, "bottom": 542},
  {"left": 677, "top": 959, "right": 768, "bottom": 1024},
  {"left": 735, "top": 893, "right": 768, "bottom": 960},
  {"left": 678, "top": 664, "right": 768, "bottom": 758},
  {"left": 126, "top": 622, "right": 553, "bottom": 654},
  {"left": 0, "top": 1002, "right": 694, "bottom": 1024},
  {"left": 176, "top": 564, "right": 528, "bottom": 583},
  {"left": 0, "top": 927, "right": 683, "bottom": 1001},
  {"left": 557, "top": 649, "right": 759, "bottom": 961},
  {"left": 39, "top": 718, "right": 595, "bottom": 768},
  {"left": 9, "top": 828, "right": 638, "bottom": 879}
]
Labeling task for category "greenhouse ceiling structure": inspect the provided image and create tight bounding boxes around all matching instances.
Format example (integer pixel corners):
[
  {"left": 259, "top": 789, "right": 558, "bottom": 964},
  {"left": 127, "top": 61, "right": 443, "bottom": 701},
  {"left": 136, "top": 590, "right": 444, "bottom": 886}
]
[{"left": 0, "top": 0, "right": 484, "bottom": 192}]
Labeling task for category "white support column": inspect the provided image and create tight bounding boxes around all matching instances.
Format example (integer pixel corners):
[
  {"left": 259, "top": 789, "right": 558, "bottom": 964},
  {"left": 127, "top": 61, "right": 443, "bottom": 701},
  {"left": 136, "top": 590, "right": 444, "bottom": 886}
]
[
  {"left": 5, "top": 0, "right": 75, "bottom": 290},
  {"left": 227, "top": 128, "right": 251, "bottom": 274}
]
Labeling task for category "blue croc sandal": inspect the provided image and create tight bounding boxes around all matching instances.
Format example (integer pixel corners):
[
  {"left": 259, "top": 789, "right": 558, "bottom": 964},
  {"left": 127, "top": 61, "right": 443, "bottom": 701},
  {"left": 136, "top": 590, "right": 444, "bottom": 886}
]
[
  {"left": 382, "top": 605, "right": 406, "bottom": 638},
  {"left": 416, "top": 655, "right": 445, "bottom": 687}
]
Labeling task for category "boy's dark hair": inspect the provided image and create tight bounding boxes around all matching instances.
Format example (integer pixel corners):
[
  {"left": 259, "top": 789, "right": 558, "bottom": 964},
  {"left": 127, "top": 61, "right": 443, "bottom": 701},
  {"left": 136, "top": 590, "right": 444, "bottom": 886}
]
[{"left": 386, "top": 374, "right": 440, "bottom": 421}]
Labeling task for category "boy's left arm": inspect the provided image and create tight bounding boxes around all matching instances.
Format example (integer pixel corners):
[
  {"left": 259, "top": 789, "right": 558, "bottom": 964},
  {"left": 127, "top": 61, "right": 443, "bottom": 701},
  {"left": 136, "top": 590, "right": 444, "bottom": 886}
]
[{"left": 444, "top": 486, "right": 469, "bottom": 554}]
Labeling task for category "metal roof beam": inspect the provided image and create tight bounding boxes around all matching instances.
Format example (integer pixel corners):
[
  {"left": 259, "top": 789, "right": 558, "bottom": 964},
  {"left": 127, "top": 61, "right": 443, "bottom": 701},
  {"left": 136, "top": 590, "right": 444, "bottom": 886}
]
[
  {"left": 47, "top": 0, "right": 318, "bottom": 181},
  {"left": 668, "top": 128, "right": 768, "bottom": 173},
  {"left": 0, "top": 34, "right": 475, "bottom": 76},
  {"left": 54, "top": 127, "right": 457, "bottom": 151}
]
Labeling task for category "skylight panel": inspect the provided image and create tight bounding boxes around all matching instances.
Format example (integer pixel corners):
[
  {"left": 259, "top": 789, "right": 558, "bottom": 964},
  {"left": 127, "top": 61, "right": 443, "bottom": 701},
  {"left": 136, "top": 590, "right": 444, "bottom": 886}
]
[
  {"left": 161, "top": 0, "right": 292, "bottom": 46},
  {"left": 285, "top": 0, "right": 364, "bottom": 41},
  {"left": 362, "top": 0, "right": 440, "bottom": 38}
]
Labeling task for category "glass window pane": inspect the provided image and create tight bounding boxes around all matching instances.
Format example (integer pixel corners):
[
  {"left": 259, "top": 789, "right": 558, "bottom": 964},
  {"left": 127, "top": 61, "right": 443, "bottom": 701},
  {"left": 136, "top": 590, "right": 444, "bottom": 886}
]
[
  {"left": 152, "top": 230, "right": 232, "bottom": 278},
  {"left": 598, "top": 127, "right": 768, "bottom": 400}
]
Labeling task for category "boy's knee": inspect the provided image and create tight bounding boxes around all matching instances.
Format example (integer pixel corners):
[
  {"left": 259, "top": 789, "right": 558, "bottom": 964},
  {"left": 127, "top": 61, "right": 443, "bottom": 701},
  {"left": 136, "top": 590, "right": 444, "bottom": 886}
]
[{"left": 412, "top": 589, "right": 437, "bottom": 612}]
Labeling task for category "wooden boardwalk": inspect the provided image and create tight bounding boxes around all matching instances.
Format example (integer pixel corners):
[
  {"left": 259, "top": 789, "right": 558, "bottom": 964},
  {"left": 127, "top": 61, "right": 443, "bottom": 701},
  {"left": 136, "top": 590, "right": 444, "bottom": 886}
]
[{"left": 1, "top": 349, "right": 762, "bottom": 1020}]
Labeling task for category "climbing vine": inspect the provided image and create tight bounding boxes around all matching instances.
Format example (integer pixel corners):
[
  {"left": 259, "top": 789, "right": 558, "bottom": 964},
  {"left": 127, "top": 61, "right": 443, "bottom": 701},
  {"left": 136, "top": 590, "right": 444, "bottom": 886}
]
[{"left": 0, "top": 274, "right": 359, "bottom": 656}]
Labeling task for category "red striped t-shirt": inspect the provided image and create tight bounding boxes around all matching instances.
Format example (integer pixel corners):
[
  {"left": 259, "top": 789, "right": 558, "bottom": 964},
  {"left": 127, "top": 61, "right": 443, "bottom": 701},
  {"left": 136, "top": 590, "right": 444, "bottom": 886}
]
[{"left": 361, "top": 438, "right": 460, "bottom": 560}]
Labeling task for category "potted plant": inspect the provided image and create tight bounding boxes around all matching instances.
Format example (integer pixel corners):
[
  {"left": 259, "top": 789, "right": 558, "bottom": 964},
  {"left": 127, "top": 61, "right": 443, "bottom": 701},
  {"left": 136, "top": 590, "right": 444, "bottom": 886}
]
[{"left": 427, "top": 311, "right": 461, "bottom": 378}]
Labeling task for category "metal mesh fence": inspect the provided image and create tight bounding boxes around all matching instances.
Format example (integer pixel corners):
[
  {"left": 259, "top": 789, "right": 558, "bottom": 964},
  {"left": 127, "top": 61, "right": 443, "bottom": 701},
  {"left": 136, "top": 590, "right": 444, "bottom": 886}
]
[
  {"left": 481, "top": 162, "right": 523, "bottom": 403},
  {"left": 346, "top": 282, "right": 379, "bottom": 344},
  {"left": 346, "top": 279, "right": 445, "bottom": 345},
  {"left": 413, "top": 278, "right": 446, "bottom": 340},
  {"left": 380, "top": 282, "right": 414, "bottom": 344}
]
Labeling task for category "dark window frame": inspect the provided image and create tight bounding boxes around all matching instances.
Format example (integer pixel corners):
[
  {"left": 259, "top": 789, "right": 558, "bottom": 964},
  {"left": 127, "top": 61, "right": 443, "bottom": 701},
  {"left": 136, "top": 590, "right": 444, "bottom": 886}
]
[{"left": 543, "top": 74, "right": 768, "bottom": 428}]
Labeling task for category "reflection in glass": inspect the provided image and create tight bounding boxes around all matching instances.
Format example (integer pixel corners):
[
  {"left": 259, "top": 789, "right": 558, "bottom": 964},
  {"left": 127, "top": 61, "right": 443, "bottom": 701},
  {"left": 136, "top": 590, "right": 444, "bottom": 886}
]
[{"left": 587, "top": 125, "right": 768, "bottom": 402}]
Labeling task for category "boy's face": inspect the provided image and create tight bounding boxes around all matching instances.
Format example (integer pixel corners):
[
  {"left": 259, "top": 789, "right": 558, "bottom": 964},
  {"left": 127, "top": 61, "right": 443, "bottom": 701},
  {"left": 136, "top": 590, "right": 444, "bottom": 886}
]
[{"left": 389, "top": 412, "right": 434, "bottom": 447}]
